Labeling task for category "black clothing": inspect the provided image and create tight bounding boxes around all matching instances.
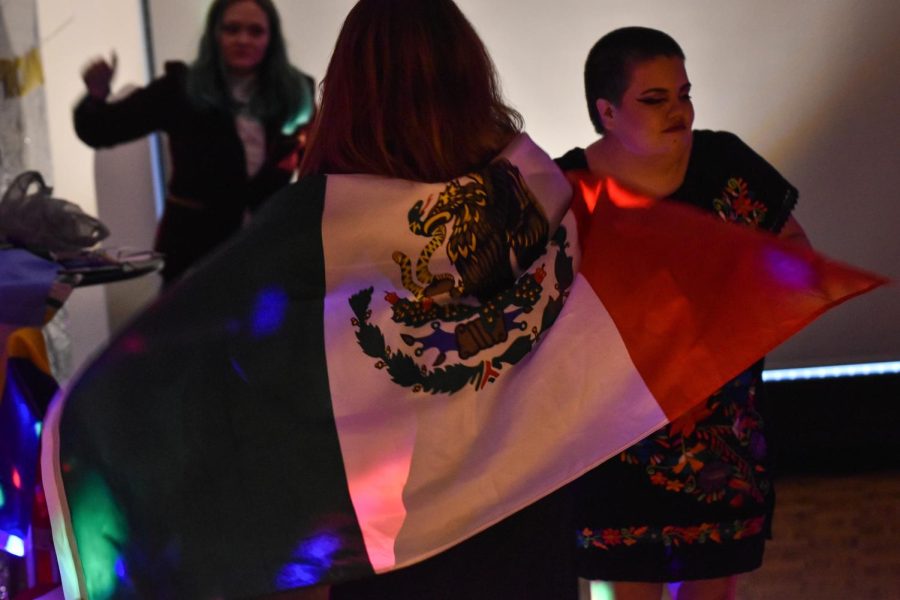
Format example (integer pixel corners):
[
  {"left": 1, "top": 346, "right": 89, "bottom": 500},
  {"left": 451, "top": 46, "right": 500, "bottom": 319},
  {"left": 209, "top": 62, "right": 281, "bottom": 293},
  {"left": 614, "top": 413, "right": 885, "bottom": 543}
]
[
  {"left": 556, "top": 130, "right": 798, "bottom": 582},
  {"left": 74, "top": 61, "right": 314, "bottom": 282}
]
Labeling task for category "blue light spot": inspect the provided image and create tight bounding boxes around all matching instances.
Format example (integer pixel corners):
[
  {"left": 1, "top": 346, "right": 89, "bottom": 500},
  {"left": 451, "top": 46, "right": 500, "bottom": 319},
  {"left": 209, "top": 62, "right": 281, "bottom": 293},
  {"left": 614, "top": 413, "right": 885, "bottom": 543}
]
[
  {"left": 230, "top": 357, "right": 250, "bottom": 383},
  {"left": 252, "top": 287, "right": 289, "bottom": 337},
  {"left": 114, "top": 556, "right": 128, "bottom": 579},
  {"left": 277, "top": 533, "right": 342, "bottom": 588},
  {"left": 276, "top": 563, "right": 321, "bottom": 588},
  {"left": 302, "top": 533, "right": 341, "bottom": 562}
]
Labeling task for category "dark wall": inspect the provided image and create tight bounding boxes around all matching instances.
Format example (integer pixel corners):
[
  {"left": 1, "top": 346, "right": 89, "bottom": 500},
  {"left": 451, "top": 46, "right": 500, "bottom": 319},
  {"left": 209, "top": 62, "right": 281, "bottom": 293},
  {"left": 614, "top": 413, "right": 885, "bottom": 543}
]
[{"left": 765, "top": 375, "right": 900, "bottom": 476}]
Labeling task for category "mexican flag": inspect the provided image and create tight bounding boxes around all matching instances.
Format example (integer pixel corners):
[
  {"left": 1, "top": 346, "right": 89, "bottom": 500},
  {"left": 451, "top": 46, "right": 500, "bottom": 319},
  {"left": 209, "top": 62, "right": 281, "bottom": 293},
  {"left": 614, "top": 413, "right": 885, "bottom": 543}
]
[{"left": 41, "top": 135, "right": 883, "bottom": 599}]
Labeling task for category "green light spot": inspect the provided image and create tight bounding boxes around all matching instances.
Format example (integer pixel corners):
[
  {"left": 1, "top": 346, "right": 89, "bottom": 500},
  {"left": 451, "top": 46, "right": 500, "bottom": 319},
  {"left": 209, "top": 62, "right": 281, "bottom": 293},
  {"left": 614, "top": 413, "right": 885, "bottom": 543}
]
[
  {"left": 0, "top": 483, "right": 6, "bottom": 509},
  {"left": 70, "top": 471, "right": 128, "bottom": 600},
  {"left": 591, "top": 580, "right": 615, "bottom": 600},
  {"left": 281, "top": 103, "right": 314, "bottom": 135}
]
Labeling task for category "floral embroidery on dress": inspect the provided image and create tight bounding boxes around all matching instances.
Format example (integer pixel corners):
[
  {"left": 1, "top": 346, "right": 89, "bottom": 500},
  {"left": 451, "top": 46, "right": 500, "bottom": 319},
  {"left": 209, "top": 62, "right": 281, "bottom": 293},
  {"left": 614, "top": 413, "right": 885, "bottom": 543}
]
[
  {"left": 578, "top": 516, "right": 766, "bottom": 550},
  {"left": 619, "top": 371, "right": 770, "bottom": 508},
  {"left": 712, "top": 177, "right": 768, "bottom": 227}
]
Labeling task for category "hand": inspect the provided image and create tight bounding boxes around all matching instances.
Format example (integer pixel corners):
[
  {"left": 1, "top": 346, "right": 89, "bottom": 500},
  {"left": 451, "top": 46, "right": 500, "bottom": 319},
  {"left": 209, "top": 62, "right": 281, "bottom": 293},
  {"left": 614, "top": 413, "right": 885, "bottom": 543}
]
[{"left": 81, "top": 52, "right": 117, "bottom": 100}]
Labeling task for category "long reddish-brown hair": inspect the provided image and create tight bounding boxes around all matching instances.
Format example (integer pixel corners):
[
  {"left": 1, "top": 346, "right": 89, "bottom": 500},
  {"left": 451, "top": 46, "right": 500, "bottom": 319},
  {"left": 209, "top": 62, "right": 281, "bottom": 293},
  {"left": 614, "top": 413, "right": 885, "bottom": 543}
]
[{"left": 299, "top": 0, "right": 522, "bottom": 182}]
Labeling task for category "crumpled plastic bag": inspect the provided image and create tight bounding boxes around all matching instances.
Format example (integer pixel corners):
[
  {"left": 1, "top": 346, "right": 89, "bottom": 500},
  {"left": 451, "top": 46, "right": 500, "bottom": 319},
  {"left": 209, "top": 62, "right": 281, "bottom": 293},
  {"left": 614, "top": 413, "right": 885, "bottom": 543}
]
[{"left": 0, "top": 171, "right": 109, "bottom": 252}]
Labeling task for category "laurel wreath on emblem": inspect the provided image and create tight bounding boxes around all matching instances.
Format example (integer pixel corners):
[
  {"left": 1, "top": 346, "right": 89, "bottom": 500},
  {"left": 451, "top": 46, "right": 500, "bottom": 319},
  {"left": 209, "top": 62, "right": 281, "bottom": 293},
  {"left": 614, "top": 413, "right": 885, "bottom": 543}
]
[{"left": 348, "top": 226, "right": 573, "bottom": 394}]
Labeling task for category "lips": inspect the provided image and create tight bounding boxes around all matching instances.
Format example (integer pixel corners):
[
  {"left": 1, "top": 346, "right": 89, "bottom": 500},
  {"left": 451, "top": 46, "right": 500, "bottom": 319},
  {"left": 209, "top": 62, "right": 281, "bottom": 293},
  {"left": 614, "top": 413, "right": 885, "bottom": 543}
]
[
  {"left": 663, "top": 122, "right": 687, "bottom": 133},
  {"left": 229, "top": 51, "right": 261, "bottom": 64}
]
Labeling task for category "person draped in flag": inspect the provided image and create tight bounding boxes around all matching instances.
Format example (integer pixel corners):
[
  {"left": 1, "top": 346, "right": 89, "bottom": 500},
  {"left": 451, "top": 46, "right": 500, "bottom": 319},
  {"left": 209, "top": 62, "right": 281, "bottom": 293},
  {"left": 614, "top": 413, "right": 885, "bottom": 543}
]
[
  {"left": 300, "top": 0, "right": 579, "bottom": 598},
  {"left": 73, "top": 0, "right": 316, "bottom": 285},
  {"left": 555, "top": 26, "right": 809, "bottom": 600}
]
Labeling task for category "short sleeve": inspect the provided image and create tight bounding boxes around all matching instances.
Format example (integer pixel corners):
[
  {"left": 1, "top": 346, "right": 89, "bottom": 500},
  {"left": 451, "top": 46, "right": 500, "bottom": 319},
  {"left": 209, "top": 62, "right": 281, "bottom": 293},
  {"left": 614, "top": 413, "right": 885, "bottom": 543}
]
[{"left": 673, "top": 130, "right": 798, "bottom": 233}]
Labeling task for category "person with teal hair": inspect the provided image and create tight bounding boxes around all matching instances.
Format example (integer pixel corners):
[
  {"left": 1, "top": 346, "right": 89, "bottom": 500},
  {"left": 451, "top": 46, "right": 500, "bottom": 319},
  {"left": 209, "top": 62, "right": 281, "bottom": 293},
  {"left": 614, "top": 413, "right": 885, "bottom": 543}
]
[{"left": 74, "top": 0, "right": 315, "bottom": 285}]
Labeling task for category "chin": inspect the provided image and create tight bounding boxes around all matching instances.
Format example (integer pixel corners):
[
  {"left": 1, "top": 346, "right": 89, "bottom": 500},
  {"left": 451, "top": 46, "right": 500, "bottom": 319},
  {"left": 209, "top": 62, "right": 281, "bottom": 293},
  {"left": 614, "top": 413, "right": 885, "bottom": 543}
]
[
  {"left": 227, "top": 61, "right": 261, "bottom": 74},
  {"left": 667, "top": 132, "right": 692, "bottom": 148}
]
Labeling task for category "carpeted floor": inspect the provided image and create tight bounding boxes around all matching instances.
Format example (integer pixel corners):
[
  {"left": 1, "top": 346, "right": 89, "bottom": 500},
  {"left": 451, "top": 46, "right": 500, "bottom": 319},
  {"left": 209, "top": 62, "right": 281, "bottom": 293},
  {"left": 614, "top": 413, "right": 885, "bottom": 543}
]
[{"left": 738, "top": 470, "right": 900, "bottom": 600}]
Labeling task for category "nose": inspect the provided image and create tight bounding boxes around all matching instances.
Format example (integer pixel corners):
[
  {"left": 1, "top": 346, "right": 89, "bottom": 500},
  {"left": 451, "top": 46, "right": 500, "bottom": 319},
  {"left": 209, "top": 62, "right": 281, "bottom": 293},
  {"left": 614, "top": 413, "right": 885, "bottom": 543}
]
[{"left": 671, "top": 98, "right": 694, "bottom": 125}]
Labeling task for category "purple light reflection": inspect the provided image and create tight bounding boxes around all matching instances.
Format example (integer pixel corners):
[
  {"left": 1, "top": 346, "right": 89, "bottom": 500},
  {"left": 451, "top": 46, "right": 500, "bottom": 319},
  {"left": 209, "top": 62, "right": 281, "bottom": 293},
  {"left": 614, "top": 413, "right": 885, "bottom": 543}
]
[{"left": 763, "top": 247, "right": 815, "bottom": 289}]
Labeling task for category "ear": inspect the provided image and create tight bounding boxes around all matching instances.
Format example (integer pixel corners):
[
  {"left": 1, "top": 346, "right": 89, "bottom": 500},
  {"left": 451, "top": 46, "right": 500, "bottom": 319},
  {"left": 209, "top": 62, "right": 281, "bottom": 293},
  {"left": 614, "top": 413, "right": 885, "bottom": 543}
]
[{"left": 596, "top": 98, "right": 615, "bottom": 131}]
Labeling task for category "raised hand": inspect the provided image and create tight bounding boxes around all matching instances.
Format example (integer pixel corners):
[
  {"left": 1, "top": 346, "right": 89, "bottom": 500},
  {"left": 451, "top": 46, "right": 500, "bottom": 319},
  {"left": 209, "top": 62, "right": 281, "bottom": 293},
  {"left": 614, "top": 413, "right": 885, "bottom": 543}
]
[{"left": 81, "top": 52, "right": 117, "bottom": 100}]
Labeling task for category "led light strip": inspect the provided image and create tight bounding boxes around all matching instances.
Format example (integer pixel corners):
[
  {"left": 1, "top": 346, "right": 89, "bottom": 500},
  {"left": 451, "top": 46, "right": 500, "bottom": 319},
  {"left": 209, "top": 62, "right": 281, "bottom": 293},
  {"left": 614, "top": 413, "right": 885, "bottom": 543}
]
[{"left": 763, "top": 361, "right": 900, "bottom": 382}]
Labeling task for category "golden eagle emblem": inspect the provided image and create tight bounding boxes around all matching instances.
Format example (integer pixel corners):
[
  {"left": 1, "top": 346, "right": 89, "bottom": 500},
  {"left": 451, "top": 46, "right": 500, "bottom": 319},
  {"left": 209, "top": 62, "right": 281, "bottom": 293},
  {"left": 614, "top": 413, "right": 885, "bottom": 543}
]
[{"left": 392, "top": 159, "right": 549, "bottom": 303}]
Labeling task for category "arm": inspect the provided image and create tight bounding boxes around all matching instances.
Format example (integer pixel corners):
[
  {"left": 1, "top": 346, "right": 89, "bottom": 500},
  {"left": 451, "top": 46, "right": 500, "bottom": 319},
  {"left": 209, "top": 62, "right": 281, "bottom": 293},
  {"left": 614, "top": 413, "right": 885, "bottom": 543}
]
[{"left": 73, "top": 59, "right": 181, "bottom": 148}]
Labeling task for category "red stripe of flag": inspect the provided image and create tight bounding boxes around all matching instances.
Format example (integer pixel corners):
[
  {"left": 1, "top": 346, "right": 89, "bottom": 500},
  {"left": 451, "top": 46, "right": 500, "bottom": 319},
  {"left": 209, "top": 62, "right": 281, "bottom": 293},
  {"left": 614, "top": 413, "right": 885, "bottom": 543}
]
[{"left": 570, "top": 171, "right": 888, "bottom": 420}]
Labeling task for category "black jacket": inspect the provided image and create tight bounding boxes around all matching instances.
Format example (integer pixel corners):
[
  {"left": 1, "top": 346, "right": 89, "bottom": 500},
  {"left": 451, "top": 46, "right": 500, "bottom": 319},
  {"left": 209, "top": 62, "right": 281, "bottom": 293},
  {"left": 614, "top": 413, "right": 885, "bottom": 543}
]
[{"left": 74, "top": 61, "right": 315, "bottom": 282}]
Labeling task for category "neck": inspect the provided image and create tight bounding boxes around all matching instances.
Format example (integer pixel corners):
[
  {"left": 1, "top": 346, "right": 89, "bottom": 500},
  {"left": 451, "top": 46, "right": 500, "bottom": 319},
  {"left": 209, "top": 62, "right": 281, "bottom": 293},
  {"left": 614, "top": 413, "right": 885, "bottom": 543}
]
[
  {"left": 226, "top": 70, "right": 258, "bottom": 104},
  {"left": 585, "top": 134, "right": 691, "bottom": 199},
  {"left": 225, "top": 68, "right": 258, "bottom": 84}
]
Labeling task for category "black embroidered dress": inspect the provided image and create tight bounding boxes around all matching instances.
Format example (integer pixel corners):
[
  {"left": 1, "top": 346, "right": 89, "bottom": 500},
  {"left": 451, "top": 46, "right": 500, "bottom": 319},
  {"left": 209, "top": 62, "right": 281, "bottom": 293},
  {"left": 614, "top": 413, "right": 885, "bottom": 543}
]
[{"left": 556, "top": 130, "right": 798, "bottom": 581}]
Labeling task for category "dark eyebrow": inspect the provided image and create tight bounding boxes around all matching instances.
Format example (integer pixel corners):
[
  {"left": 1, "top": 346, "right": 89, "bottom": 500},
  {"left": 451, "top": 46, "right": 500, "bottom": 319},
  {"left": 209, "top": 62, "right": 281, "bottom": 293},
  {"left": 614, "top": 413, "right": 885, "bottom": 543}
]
[
  {"left": 637, "top": 87, "right": 670, "bottom": 96},
  {"left": 637, "top": 82, "right": 692, "bottom": 96}
]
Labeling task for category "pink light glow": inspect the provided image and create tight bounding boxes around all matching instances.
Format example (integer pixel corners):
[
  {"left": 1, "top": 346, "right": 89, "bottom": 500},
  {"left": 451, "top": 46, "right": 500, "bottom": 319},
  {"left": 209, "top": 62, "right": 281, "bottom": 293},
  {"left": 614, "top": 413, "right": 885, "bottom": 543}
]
[{"left": 345, "top": 452, "right": 414, "bottom": 572}]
